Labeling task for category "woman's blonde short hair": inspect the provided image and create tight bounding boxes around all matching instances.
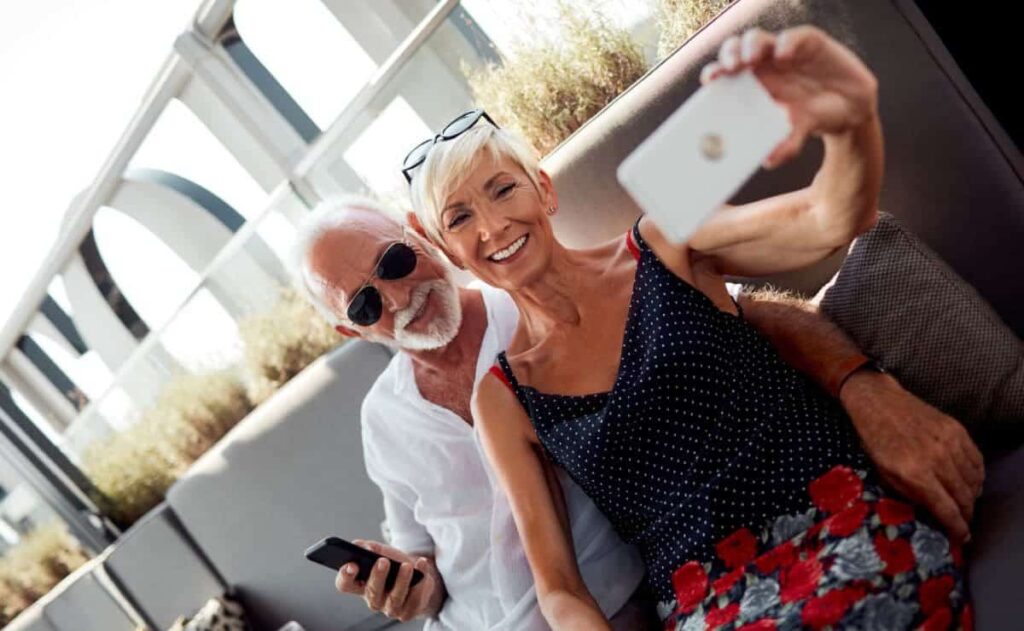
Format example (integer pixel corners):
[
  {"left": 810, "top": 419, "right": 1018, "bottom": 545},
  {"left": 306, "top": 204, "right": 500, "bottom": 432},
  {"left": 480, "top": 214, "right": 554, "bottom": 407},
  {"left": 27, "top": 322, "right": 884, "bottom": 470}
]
[{"left": 409, "top": 124, "right": 542, "bottom": 245}]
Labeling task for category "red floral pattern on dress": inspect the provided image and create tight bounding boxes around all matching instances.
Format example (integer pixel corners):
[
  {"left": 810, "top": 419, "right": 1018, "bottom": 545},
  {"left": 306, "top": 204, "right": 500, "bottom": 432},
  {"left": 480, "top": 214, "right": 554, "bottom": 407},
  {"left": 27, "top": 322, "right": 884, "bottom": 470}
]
[
  {"left": 712, "top": 566, "right": 745, "bottom": 595},
  {"left": 805, "top": 520, "right": 826, "bottom": 543},
  {"left": 808, "top": 466, "right": 863, "bottom": 514},
  {"left": 919, "top": 606, "right": 953, "bottom": 631},
  {"left": 877, "top": 497, "right": 915, "bottom": 525},
  {"left": 672, "top": 561, "right": 708, "bottom": 614},
  {"left": 800, "top": 586, "right": 866, "bottom": 630},
  {"left": 780, "top": 557, "right": 823, "bottom": 603},
  {"left": 704, "top": 602, "right": 740, "bottom": 629},
  {"left": 920, "top": 575, "right": 955, "bottom": 615},
  {"left": 824, "top": 500, "right": 870, "bottom": 537},
  {"left": 961, "top": 603, "right": 974, "bottom": 631},
  {"left": 874, "top": 532, "right": 916, "bottom": 576},
  {"left": 715, "top": 527, "right": 759, "bottom": 569},
  {"left": 661, "top": 473, "right": 969, "bottom": 631},
  {"left": 754, "top": 540, "right": 798, "bottom": 575}
]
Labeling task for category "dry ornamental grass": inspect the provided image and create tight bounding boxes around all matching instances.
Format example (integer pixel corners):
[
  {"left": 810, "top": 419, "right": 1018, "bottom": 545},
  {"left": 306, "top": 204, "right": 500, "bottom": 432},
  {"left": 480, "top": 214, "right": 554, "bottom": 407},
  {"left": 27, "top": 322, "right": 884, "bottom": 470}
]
[
  {"left": 83, "top": 370, "right": 252, "bottom": 527},
  {"left": 240, "top": 288, "right": 345, "bottom": 404},
  {"left": 657, "top": 0, "right": 735, "bottom": 58},
  {"left": 0, "top": 523, "right": 89, "bottom": 625},
  {"left": 468, "top": 6, "right": 648, "bottom": 155}
]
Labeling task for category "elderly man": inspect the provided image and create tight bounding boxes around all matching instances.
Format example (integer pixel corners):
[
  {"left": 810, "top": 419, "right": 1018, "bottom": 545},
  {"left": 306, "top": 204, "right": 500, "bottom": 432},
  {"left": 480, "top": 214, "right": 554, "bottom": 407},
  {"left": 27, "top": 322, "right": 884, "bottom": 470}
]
[{"left": 291, "top": 196, "right": 982, "bottom": 630}]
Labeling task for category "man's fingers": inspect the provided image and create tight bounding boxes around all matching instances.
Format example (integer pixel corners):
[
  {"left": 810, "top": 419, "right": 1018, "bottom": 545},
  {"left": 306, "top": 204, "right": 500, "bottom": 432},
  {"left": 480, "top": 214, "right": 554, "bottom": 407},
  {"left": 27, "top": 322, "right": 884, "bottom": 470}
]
[
  {"left": 914, "top": 473, "right": 970, "bottom": 542},
  {"left": 335, "top": 563, "right": 362, "bottom": 594},
  {"left": 363, "top": 558, "right": 390, "bottom": 610},
  {"left": 957, "top": 431, "right": 985, "bottom": 490},
  {"left": 383, "top": 562, "right": 415, "bottom": 618},
  {"left": 940, "top": 450, "right": 978, "bottom": 522}
]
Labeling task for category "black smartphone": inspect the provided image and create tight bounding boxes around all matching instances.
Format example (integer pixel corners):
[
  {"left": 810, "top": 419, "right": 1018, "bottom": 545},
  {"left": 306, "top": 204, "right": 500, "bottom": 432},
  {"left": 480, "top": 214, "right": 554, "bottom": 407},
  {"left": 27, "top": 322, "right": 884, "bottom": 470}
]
[{"left": 304, "top": 536, "right": 425, "bottom": 592}]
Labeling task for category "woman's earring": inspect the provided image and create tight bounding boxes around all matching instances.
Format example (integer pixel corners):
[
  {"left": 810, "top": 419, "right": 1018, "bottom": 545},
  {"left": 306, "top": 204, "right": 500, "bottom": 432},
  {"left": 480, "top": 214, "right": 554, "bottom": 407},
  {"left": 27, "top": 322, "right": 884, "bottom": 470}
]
[{"left": 546, "top": 205, "right": 557, "bottom": 216}]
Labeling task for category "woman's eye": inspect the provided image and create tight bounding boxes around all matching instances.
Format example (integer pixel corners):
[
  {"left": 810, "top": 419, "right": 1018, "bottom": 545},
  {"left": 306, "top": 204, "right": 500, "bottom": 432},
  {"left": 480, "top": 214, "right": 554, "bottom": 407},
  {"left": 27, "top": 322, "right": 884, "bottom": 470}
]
[
  {"left": 496, "top": 184, "right": 516, "bottom": 198},
  {"left": 447, "top": 213, "right": 468, "bottom": 229}
]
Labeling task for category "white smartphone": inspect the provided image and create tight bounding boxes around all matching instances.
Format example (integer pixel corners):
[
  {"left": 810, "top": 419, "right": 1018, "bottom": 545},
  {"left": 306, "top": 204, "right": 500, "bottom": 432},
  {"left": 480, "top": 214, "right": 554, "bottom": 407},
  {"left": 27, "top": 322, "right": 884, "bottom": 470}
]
[{"left": 617, "top": 70, "right": 792, "bottom": 244}]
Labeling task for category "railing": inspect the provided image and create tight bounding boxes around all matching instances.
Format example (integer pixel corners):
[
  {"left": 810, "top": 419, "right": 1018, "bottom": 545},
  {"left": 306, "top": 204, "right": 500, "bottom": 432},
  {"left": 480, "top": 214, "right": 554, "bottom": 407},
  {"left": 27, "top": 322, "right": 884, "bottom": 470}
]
[{"left": 0, "top": 0, "right": 489, "bottom": 548}]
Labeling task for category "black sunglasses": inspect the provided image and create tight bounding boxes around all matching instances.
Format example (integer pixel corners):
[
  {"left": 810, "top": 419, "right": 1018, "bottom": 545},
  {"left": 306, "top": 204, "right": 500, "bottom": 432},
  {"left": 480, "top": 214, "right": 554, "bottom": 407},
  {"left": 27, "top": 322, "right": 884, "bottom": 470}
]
[
  {"left": 345, "top": 239, "right": 418, "bottom": 326},
  {"left": 401, "top": 109, "right": 498, "bottom": 184}
]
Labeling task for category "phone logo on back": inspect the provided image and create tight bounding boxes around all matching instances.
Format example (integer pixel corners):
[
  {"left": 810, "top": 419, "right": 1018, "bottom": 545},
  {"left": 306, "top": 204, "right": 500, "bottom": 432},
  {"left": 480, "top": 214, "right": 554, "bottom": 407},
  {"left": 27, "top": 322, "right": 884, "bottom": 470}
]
[{"left": 700, "top": 133, "right": 725, "bottom": 161}]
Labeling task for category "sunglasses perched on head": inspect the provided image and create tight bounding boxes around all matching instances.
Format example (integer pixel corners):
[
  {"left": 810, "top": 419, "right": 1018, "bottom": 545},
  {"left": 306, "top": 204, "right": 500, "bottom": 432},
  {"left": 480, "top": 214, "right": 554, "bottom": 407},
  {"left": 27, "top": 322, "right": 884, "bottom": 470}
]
[
  {"left": 345, "top": 238, "right": 418, "bottom": 326},
  {"left": 402, "top": 109, "right": 498, "bottom": 184}
]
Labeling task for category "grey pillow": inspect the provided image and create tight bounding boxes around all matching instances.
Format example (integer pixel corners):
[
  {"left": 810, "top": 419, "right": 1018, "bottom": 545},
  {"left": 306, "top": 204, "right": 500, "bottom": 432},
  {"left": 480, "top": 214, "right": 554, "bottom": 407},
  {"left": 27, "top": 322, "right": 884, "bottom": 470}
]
[{"left": 820, "top": 213, "right": 1024, "bottom": 445}]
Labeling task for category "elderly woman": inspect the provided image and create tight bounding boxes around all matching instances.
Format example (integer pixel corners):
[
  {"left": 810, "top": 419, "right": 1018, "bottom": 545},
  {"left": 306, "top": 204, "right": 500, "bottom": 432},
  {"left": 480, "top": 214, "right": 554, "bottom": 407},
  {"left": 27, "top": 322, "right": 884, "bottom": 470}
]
[{"left": 406, "top": 27, "right": 970, "bottom": 631}]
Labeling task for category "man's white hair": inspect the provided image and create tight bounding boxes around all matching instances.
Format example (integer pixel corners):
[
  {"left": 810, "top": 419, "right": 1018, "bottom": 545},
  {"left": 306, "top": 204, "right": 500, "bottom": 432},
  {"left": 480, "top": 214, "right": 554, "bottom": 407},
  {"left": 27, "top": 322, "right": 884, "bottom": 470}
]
[
  {"left": 289, "top": 194, "right": 398, "bottom": 327},
  {"left": 409, "top": 125, "right": 542, "bottom": 246}
]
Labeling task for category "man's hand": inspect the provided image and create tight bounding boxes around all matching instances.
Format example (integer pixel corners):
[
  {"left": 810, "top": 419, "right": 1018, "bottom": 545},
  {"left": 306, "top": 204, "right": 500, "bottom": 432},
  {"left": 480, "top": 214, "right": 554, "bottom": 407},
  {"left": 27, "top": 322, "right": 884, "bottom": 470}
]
[
  {"left": 840, "top": 370, "right": 985, "bottom": 541},
  {"left": 334, "top": 539, "right": 445, "bottom": 622}
]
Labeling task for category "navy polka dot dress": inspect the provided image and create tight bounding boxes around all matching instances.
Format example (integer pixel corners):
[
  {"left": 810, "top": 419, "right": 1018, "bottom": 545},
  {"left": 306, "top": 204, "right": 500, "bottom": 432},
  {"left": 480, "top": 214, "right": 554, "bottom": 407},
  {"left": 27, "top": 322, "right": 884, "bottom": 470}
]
[{"left": 493, "top": 223, "right": 871, "bottom": 605}]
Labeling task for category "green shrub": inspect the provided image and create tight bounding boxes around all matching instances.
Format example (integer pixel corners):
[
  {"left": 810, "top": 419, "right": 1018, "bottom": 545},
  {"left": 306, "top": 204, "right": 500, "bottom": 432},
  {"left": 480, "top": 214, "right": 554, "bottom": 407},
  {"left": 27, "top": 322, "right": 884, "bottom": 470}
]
[
  {"left": 240, "top": 289, "right": 344, "bottom": 404},
  {"left": 656, "top": 0, "right": 734, "bottom": 59},
  {"left": 467, "top": 5, "right": 648, "bottom": 155},
  {"left": 0, "top": 523, "right": 89, "bottom": 625}
]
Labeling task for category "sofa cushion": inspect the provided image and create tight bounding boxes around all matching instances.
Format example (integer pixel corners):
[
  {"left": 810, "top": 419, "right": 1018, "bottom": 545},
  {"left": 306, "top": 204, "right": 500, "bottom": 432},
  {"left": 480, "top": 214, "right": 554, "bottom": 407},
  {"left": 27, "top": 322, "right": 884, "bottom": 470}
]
[
  {"left": 103, "top": 503, "right": 225, "bottom": 630},
  {"left": 167, "top": 341, "right": 394, "bottom": 631},
  {"left": 40, "top": 560, "right": 138, "bottom": 631},
  {"left": 820, "top": 213, "right": 1024, "bottom": 445}
]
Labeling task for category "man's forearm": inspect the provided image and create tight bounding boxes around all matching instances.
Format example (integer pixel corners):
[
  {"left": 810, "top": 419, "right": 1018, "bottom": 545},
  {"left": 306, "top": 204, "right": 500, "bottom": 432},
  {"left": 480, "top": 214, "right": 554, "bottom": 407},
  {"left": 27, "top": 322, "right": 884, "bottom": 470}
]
[{"left": 737, "top": 287, "right": 866, "bottom": 397}]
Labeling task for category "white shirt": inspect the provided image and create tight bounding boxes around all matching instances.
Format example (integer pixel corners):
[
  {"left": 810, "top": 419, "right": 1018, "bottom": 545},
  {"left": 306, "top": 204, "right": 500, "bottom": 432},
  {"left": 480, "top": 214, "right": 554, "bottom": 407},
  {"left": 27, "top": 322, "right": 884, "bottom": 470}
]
[{"left": 360, "top": 284, "right": 645, "bottom": 631}]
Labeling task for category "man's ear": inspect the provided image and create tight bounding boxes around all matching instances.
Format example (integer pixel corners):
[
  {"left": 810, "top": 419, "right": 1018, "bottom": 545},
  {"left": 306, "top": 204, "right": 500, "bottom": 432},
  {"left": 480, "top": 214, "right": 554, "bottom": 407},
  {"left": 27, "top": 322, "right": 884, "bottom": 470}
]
[
  {"left": 537, "top": 168, "right": 559, "bottom": 213},
  {"left": 335, "top": 324, "right": 361, "bottom": 338},
  {"left": 407, "top": 212, "right": 429, "bottom": 240}
]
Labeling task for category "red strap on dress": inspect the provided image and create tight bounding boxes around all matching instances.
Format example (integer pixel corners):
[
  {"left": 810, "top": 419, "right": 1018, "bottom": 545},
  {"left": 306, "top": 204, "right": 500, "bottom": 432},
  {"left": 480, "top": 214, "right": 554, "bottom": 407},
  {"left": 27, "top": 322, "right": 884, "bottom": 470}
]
[
  {"left": 488, "top": 364, "right": 514, "bottom": 392},
  {"left": 626, "top": 227, "right": 641, "bottom": 261}
]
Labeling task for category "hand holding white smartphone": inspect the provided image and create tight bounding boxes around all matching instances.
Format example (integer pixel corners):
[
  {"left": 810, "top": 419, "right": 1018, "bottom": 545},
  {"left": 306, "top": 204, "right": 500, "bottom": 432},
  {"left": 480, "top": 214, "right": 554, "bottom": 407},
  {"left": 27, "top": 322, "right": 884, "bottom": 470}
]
[{"left": 617, "top": 70, "right": 792, "bottom": 244}]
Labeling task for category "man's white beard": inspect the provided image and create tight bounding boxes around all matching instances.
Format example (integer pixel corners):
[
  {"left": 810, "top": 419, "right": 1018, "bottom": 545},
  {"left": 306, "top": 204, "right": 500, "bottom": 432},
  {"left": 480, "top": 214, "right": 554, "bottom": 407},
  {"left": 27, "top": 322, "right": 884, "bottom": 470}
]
[{"left": 390, "top": 274, "right": 462, "bottom": 352}]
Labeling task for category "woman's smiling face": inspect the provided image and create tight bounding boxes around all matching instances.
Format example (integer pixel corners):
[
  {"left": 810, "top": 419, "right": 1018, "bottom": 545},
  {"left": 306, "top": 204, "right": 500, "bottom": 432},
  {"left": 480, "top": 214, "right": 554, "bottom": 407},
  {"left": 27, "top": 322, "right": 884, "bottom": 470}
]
[{"left": 436, "top": 153, "right": 559, "bottom": 291}]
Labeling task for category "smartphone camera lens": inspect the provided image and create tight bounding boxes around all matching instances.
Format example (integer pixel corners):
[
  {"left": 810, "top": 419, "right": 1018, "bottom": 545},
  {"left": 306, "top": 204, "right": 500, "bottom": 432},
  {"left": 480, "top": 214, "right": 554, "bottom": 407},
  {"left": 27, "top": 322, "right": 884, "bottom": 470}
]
[{"left": 700, "top": 133, "right": 725, "bottom": 160}]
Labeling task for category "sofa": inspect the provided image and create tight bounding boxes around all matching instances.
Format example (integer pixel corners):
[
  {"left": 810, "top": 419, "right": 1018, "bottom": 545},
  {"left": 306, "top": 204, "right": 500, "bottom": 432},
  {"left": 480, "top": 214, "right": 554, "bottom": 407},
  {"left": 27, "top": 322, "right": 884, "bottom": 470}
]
[{"left": 5, "top": 0, "right": 1019, "bottom": 629}]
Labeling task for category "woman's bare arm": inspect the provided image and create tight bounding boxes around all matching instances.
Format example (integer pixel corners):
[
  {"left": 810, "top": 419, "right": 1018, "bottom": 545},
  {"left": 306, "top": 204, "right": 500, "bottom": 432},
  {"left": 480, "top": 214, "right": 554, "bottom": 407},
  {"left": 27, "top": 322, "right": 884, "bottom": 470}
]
[{"left": 473, "top": 374, "right": 612, "bottom": 631}]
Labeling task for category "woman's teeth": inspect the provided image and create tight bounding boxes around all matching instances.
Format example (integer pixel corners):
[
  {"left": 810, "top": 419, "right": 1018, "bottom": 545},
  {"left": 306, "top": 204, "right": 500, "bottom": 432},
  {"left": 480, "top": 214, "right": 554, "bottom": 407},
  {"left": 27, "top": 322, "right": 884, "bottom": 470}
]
[{"left": 488, "top": 235, "right": 528, "bottom": 262}]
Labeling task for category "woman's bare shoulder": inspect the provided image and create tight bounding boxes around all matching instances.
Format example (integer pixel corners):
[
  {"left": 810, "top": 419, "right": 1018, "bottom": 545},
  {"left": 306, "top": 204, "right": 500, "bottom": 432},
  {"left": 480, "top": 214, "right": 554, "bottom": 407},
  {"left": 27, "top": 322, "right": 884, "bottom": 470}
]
[{"left": 473, "top": 371, "right": 539, "bottom": 444}]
